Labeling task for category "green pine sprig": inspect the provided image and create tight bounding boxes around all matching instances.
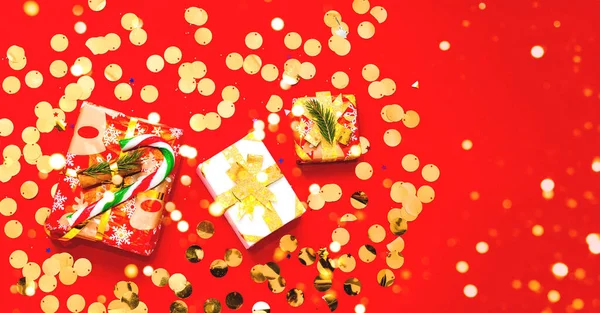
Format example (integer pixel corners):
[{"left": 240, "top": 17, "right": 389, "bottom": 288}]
[
  {"left": 304, "top": 98, "right": 337, "bottom": 145},
  {"left": 79, "top": 150, "right": 143, "bottom": 177}
]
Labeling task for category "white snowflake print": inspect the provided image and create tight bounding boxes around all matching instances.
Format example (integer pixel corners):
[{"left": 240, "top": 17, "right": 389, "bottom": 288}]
[
  {"left": 57, "top": 222, "right": 69, "bottom": 231},
  {"left": 170, "top": 128, "right": 183, "bottom": 139},
  {"left": 103, "top": 124, "right": 121, "bottom": 146},
  {"left": 151, "top": 126, "right": 163, "bottom": 137},
  {"left": 135, "top": 123, "right": 146, "bottom": 136},
  {"left": 121, "top": 198, "right": 136, "bottom": 218},
  {"left": 65, "top": 152, "right": 75, "bottom": 166},
  {"left": 144, "top": 249, "right": 154, "bottom": 255},
  {"left": 141, "top": 153, "right": 162, "bottom": 173},
  {"left": 52, "top": 190, "right": 67, "bottom": 212},
  {"left": 63, "top": 166, "right": 81, "bottom": 189},
  {"left": 109, "top": 224, "right": 134, "bottom": 246},
  {"left": 173, "top": 144, "right": 181, "bottom": 157}
]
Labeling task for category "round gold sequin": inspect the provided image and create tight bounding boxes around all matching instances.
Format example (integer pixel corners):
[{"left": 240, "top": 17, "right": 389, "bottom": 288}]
[
  {"left": 67, "top": 294, "right": 85, "bottom": 313},
  {"left": 185, "top": 6, "right": 208, "bottom": 25},
  {"left": 340, "top": 213, "right": 357, "bottom": 222},
  {"left": 226, "top": 53, "right": 243, "bottom": 70},
  {"left": 88, "top": 302, "right": 106, "bottom": 313},
  {"left": 263, "top": 262, "right": 281, "bottom": 279},
  {"left": 9, "top": 57, "right": 27, "bottom": 71},
  {"left": 299, "top": 62, "right": 316, "bottom": 80},
  {"left": 114, "top": 83, "right": 133, "bottom": 100},
  {"left": 417, "top": 185, "right": 435, "bottom": 203},
  {"left": 197, "top": 78, "right": 216, "bottom": 96},
  {"left": 1, "top": 197, "right": 17, "bottom": 216},
  {"left": 221, "top": 85, "right": 240, "bottom": 102},
  {"left": 268, "top": 276, "right": 286, "bottom": 294},
  {"left": 190, "top": 114, "right": 206, "bottom": 132},
  {"left": 344, "top": 277, "right": 362, "bottom": 296},
  {"left": 370, "top": 6, "right": 388, "bottom": 23},
  {"left": 39, "top": 274, "right": 58, "bottom": 293},
  {"left": 324, "top": 10, "right": 342, "bottom": 27},
  {"left": 189, "top": 61, "right": 207, "bottom": 79},
  {"left": 49, "top": 60, "right": 68, "bottom": 78},
  {"left": 278, "top": 235, "right": 298, "bottom": 253},
  {"left": 194, "top": 27, "right": 213, "bottom": 45},
  {"left": 7, "top": 45, "right": 25, "bottom": 61},
  {"left": 16, "top": 277, "right": 35, "bottom": 296},
  {"left": 422, "top": 164, "right": 440, "bottom": 182},
  {"left": 338, "top": 253, "right": 357, "bottom": 272},
  {"left": 22, "top": 126, "right": 40, "bottom": 144},
  {"left": 353, "top": 0, "right": 370, "bottom": 14},
  {"left": 384, "top": 129, "right": 401, "bottom": 147},
  {"left": 250, "top": 265, "right": 266, "bottom": 283},
  {"left": 266, "top": 95, "right": 283, "bottom": 113},
  {"left": 387, "top": 237, "right": 405, "bottom": 252},
  {"left": 140, "top": 85, "right": 159, "bottom": 103},
  {"left": 151, "top": 268, "right": 170, "bottom": 287},
  {"left": 328, "top": 36, "right": 351, "bottom": 56},
  {"left": 41, "top": 295, "right": 60, "bottom": 313},
  {"left": 358, "top": 21, "right": 375, "bottom": 40},
  {"left": 108, "top": 300, "right": 129, "bottom": 312},
  {"left": 25, "top": 70, "right": 43, "bottom": 88},
  {"left": 332, "top": 228, "right": 350, "bottom": 246},
  {"left": 204, "top": 298, "right": 222, "bottom": 313},
  {"left": 381, "top": 78, "right": 396, "bottom": 96},
  {"left": 386, "top": 251, "right": 405, "bottom": 269},
  {"left": 42, "top": 257, "right": 61, "bottom": 276},
  {"left": 402, "top": 110, "right": 420, "bottom": 128},
  {"left": 59, "top": 266, "right": 77, "bottom": 285},
  {"left": 147, "top": 55, "right": 165, "bottom": 73},
  {"left": 358, "top": 244, "right": 376, "bottom": 263},
  {"left": 331, "top": 71, "right": 349, "bottom": 89},
  {"left": 104, "top": 64, "right": 123, "bottom": 82},
  {"left": 74, "top": 57, "right": 92, "bottom": 75},
  {"left": 73, "top": 258, "right": 92, "bottom": 276},
  {"left": 164, "top": 46, "right": 183, "bottom": 64},
  {"left": 22, "top": 261, "right": 41, "bottom": 279},
  {"left": 0, "top": 118, "right": 14, "bottom": 137},
  {"left": 368, "top": 224, "right": 386, "bottom": 243},
  {"left": 88, "top": 0, "right": 106, "bottom": 11},
  {"left": 377, "top": 269, "right": 395, "bottom": 287},
  {"left": 304, "top": 39, "right": 322, "bottom": 56},
  {"left": 50, "top": 34, "right": 69, "bottom": 52},
  {"left": 298, "top": 247, "right": 316, "bottom": 266},
  {"left": 402, "top": 154, "right": 419, "bottom": 172},
  {"left": 168, "top": 273, "right": 187, "bottom": 292},
  {"left": 384, "top": 104, "right": 405, "bottom": 122},
  {"left": 210, "top": 259, "right": 228, "bottom": 278},
  {"left": 9, "top": 250, "right": 27, "bottom": 268},
  {"left": 132, "top": 302, "right": 148, "bottom": 313},
  {"left": 21, "top": 181, "right": 39, "bottom": 199},
  {"left": 368, "top": 81, "right": 385, "bottom": 99},
  {"left": 35, "top": 101, "right": 52, "bottom": 117},
  {"left": 403, "top": 194, "right": 422, "bottom": 216},
  {"left": 105, "top": 33, "right": 121, "bottom": 51},
  {"left": 121, "top": 13, "right": 140, "bottom": 30},
  {"left": 129, "top": 28, "right": 147, "bottom": 46},
  {"left": 390, "top": 217, "right": 408, "bottom": 235},
  {"left": 4, "top": 145, "right": 21, "bottom": 160},
  {"left": 320, "top": 184, "right": 342, "bottom": 202},
  {"left": 355, "top": 162, "right": 373, "bottom": 180},
  {"left": 170, "top": 300, "right": 188, "bottom": 313},
  {"left": 53, "top": 252, "right": 74, "bottom": 268},
  {"left": 390, "top": 182, "right": 411, "bottom": 203},
  {"left": 178, "top": 78, "right": 197, "bottom": 94},
  {"left": 185, "top": 245, "right": 204, "bottom": 263},
  {"left": 225, "top": 292, "right": 243, "bottom": 310},
  {"left": 314, "top": 274, "right": 332, "bottom": 292},
  {"left": 243, "top": 54, "right": 262, "bottom": 75},
  {"left": 24, "top": 143, "right": 42, "bottom": 163},
  {"left": 245, "top": 32, "right": 263, "bottom": 50},
  {"left": 121, "top": 291, "right": 140, "bottom": 309},
  {"left": 205, "top": 112, "right": 221, "bottom": 130},
  {"left": 260, "top": 64, "right": 279, "bottom": 82},
  {"left": 286, "top": 288, "right": 304, "bottom": 307},
  {"left": 284, "top": 32, "right": 302, "bottom": 50},
  {"left": 3, "top": 76, "right": 21, "bottom": 94},
  {"left": 224, "top": 248, "right": 243, "bottom": 267},
  {"left": 350, "top": 191, "right": 368, "bottom": 209},
  {"left": 64, "top": 82, "right": 83, "bottom": 100},
  {"left": 307, "top": 193, "right": 325, "bottom": 210}
]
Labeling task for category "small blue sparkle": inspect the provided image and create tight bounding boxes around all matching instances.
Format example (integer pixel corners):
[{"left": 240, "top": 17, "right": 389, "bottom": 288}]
[
  {"left": 129, "top": 78, "right": 135, "bottom": 83},
  {"left": 382, "top": 165, "right": 387, "bottom": 170},
  {"left": 278, "top": 158, "right": 284, "bottom": 164},
  {"left": 45, "top": 248, "right": 51, "bottom": 253},
  {"left": 286, "top": 55, "right": 292, "bottom": 59},
  {"left": 286, "top": 253, "right": 291, "bottom": 259}
]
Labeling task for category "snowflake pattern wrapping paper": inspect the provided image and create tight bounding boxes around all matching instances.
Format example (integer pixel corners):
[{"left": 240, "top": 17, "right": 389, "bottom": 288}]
[{"left": 44, "top": 102, "right": 184, "bottom": 255}]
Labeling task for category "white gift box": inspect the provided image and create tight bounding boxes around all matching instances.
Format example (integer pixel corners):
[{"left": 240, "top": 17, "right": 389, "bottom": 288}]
[{"left": 196, "top": 134, "right": 305, "bottom": 248}]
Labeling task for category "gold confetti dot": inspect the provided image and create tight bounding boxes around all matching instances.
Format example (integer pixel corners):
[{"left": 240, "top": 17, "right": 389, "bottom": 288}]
[
  {"left": 189, "top": 114, "right": 206, "bottom": 132},
  {"left": 304, "top": 39, "right": 322, "bottom": 56},
  {"left": 402, "top": 110, "right": 420, "bottom": 128},
  {"left": 331, "top": 22, "right": 349, "bottom": 37},
  {"left": 74, "top": 57, "right": 92, "bottom": 75},
  {"left": 362, "top": 64, "right": 380, "bottom": 82},
  {"left": 328, "top": 36, "right": 351, "bottom": 56},
  {"left": 191, "top": 61, "right": 207, "bottom": 79},
  {"left": 320, "top": 184, "right": 342, "bottom": 202},
  {"left": 88, "top": 302, "right": 106, "bottom": 313},
  {"left": 197, "top": 78, "right": 215, "bottom": 96},
  {"left": 357, "top": 21, "right": 375, "bottom": 39},
  {"left": 298, "top": 62, "right": 316, "bottom": 80},
  {"left": 264, "top": 95, "right": 284, "bottom": 113},
  {"left": 21, "top": 181, "right": 39, "bottom": 199},
  {"left": 194, "top": 27, "right": 213, "bottom": 45},
  {"left": 332, "top": 228, "right": 350, "bottom": 245},
  {"left": 9, "top": 56, "right": 27, "bottom": 71},
  {"left": 140, "top": 85, "right": 159, "bottom": 103},
  {"left": 260, "top": 64, "right": 279, "bottom": 82},
  {"left": 185, "top": 7, "right": 208, "bottom": 26},
  {"left": 401, "top": 154, "right": 419, "bottom": 172},
  {"left": 88, "top": 0, "right": 106, "bottom": 11},
  {"left": 41, "top": 295, "right": 60, "bottom": 313},
  {"left": 368, "top": 81, "right": 385, "bottom": 99},
  {"left": 421, "top": 164, "right": 440, "bottom": 182},
  {"left": 245, "top": 32, "right": 263, "bottom": 50},
  {"left": 9, "top": 250, "right": 28, "bottom": 268},
  {"left": 324, "top": 10, "right": 342, "bottom": 27},
  {"left": 146, "top": 54, "right": 165, "bottom": 73},
  {"left": 39, "top": 275, "right": 58, "bottom": 293},
  {"left": 368, "top": 224, "right": 386, "bottom": 243},
  {"left": 352, "top": 0, "right": 371, "bottom": 14},
  {"left": 355, "top": 162, "right": 373, "bottom": 180},
  {"left": 358, "top": 244, "right": 376, "bottom": 263},
  {"left": 284, "top": 32, "right": 302, "bottom": 50},
  {"left": 104, "top": 64, "right": 123, "bottom": 82},
  {"left": 50, "top": 34, "right": 69, "bottom": 52},
  {"left": 226, "top": 52, "right": 243, "bottom": 70},
  {"left": 383, "top": 129, "right": 401, "bottom": 147},
  {"left": 217, "top": 101, "right": 236, "bottom": 118},
  {"left": 307, "top": 193, "right": 325, "bottom": 210},
  {"left": 178, "top": 77, "right": 197, "bottom": 94},
  {"left": 243, "top": 54, "right": 262, "bottom": 75},
  {"left": 49, "top": 60, "right": 68, "bottom": 78},
  {"left": 381, "top": 78, "right": 396, "bottom": 96},
  {"left": 370, "top": 6, "right": 388, "bottom": 23},
  {"left": 59, "top": 266, "right": 77, "bottom": 285},
  {"left": 23, "top": 261, "right": 41, "bottom": 280},
  {"left": 164, "top": 46, "right": 182, "bottom": 64},
  {"left": 331, "top": 71, "right": 349, "bottom": 89},
  {"left": 386, "top": 251, "right": 404, "bottom": 269},
  {"left": 21, "top": 127, "right": 39, "bottom": 144},
  {"left": 114, "top": 83, "right": 133, "bottom": 101},
  {"left": 129, "top": 28, "right": 147, "bottom": 46},
  {"left": 33, "top": 206, "right": 49, "bottom": 222},
  {"left": 205, "top": 112, "right": 221, "bottom": 130},
  {"left": 105, "top": 33, "right": 121, "bottom": 51},
  {"left": 221, "top": 85, "right": 240, "bottom": 103},
  {"left": 59, "top": 96, "right": 77, "bottom": 113},
  {"left": 151, "top": 268, "right": 170, "bottom": 287},
  {"left": 417, "top": 185, "right": 435, "bottom": 203},
  {"left": 0, "top": 118, "right": 14, "bottom": 137},
  {"left": 73, "top": 258, "right": 92, "bottom": 277},
  {"left": 67, "top": 294, "right": 85, "bottom": 313},
  {"left": 121, "top": 13, "right": 140, "bottom": 30},
  {"left": 196, "top": 220, "right": 215, "bottom": 239},
  {"left": 3, "top": 76, "right": 21, "bottom": 94},
  {"left": 224, "top": 248, "right": 243, "bottom": 267}
]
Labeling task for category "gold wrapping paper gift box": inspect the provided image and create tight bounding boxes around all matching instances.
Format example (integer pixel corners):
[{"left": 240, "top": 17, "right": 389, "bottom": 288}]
[{"left": 196, "top": 133, "right": 305, "bottom": 248}]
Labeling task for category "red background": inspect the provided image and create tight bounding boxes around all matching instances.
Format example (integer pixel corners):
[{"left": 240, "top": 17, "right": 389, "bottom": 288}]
[{"left": 1, "top": 0, "right": 599, "bottom": 312}]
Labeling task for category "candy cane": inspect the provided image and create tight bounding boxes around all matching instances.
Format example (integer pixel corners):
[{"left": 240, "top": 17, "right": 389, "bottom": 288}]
[{"left": 66, "top": 135, "right": 175, "bottom": 227}]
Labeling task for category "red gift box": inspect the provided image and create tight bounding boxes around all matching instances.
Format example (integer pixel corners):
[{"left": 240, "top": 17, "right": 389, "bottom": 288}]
[{"left": 44, "top": 102, "right": 183, "bottom": 256}]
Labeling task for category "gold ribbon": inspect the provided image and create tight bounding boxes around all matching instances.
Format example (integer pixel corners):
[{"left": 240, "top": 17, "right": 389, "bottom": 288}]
[
  {"left": 213, "top": 145, "right": 284, "bottom": 234},
  {"left": 60, "top": 117, "right": 140, "bottom": 241}
]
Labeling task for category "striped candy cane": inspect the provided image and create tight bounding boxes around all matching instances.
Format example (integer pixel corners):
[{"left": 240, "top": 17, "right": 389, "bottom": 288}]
[{"left": 66, "top": 135, "right": 175, "bottom": 227}]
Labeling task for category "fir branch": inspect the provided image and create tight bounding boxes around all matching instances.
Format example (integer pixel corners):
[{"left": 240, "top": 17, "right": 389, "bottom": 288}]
[
  {"left": 79, "top": 160, "right": 111, "bottom": 177},
  {"left": 304, "top": 98, "right": 337, "bottom": 144},
  {"left": 79, "top": 150, "right": 143, "bottom": 177}
]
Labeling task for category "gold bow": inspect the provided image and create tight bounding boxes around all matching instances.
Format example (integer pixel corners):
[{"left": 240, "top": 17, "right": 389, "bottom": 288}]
[{"left": 214, "top": 146, "right": 284, "bottom": 231}]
